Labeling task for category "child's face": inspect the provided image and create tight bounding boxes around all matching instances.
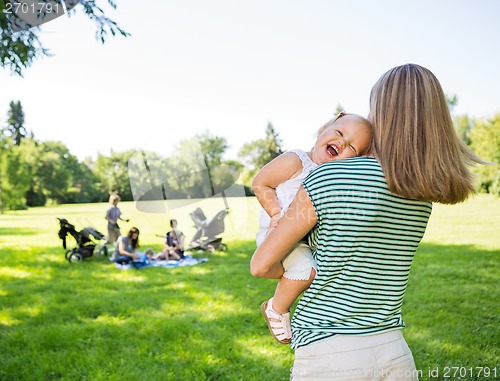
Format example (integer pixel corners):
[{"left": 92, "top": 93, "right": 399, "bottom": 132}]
[{"left": 311, "top": 116, "right": 372, "bottom": 165}]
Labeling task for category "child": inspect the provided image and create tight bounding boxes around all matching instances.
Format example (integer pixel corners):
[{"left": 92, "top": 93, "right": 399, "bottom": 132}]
[
  {"left": 105, "top": 194, "right": 129, "bottom": 246},
  {"left": 252, "top": 111, "right": 372, "bottom": 344}
]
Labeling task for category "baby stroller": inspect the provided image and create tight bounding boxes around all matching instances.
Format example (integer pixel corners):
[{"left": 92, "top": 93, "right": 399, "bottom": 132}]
[
  {"left": 57, "top": 218, "right": 108, "bottom": 262},
  {"left": 187, "top": 207, "right": 229, "bottom": 253}
]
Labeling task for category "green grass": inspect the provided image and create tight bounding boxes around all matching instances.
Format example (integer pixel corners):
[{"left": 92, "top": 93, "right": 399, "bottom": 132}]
[{"left": 0, "top": 195, "right": 499, "bottom": 380}]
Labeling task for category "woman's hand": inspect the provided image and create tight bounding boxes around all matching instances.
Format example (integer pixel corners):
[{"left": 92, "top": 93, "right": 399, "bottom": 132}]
[
  {"left": 250, "top": 186, "right": 317, "bottom": 279},
  {"left": 269, "top": 213, "right": 281, "bottom": 229}
]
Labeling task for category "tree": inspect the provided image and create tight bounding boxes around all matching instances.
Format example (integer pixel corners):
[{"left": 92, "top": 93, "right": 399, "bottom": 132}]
[
  {"left": 0, "top": 142, "right": 32, "bottom": 210},
  {"left": 0, "top": 0, "right": 129, "bottom": 76},
  {"left": 454, "top": 114, "right": 473, "bottom": 146},
  {"left": 93, "top": 150, "right": 135, "bottom": 200},
  {"left": 446, "top": 93, "right": 458, "bottom": 113},
  {"left": 169, "top": 132, "right": 240, "bottom": 199},
  {"left": 126, "top": 149, "right": 181, "bottom": 204},
  {"left": 16, "top": 137, "right": 45, "bottom": 206},
  {"left": 68, "top": 160, "right": 102, "bottom": 203},
  {"left": 26, "top": 140, "right": 101, "bottom": 204},
  {"left": 238, "top": 122, "right": 283, "bottom": 185},
  {"left": 469, "top": 114, "right": 500, "bottom": 195},
  {"left": 126, "top": 133, "right": 243, "bottom": 206},
  {"left": 195, "top": 132, "right": 229, "bottom": 196},
  {"left": 6, "top": 100, "right": 27, "bottom": 145},
  {"left": 36, "top": 141, "right": 76, "bottom": 203}
]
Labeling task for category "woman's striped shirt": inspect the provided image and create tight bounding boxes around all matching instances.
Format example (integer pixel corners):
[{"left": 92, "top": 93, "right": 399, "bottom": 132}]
[{"left": 291, "top": 156, "right": 432, "bottom": 349}]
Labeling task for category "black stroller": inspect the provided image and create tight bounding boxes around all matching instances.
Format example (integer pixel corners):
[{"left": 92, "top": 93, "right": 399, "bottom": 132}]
[
  {"left": 187, "top": 208, "right": 229, "bottom": 253},
  {"left": 57, "top": 218, "right": 108, "bottom": 262}
]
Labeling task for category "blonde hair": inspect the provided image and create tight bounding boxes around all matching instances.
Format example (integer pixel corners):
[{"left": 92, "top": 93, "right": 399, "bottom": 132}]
[
  {"left": 317, "top": 111, "right": 372, "bottom": 137},
  {"left": 109, "top": 194, "right": 121, "bottom": 203},
  {"left": 369, "top": 64, "right": 484, "bottom": 204}
]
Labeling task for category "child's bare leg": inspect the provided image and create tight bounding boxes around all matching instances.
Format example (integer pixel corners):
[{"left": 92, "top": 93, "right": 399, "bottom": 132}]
[{"left": 271, "top": 267, "right": 316, "bottom": 314}]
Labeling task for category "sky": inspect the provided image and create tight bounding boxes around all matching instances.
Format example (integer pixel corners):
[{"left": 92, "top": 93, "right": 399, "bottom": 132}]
[{"left": 1, "top": 0, "right": 500, "bottom": 161}]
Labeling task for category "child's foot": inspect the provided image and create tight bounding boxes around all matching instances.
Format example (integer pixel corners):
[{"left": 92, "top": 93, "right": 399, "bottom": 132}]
[{"left": 260, "top": 297, "right": 291, "bottom": 344}]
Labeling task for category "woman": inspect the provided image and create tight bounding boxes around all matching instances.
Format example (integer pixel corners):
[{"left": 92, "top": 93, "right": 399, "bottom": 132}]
[
  {"left": 250, "top": 64, "right": 483, "bottom": 380},
  {"left": 151, "top": 219, "right": 185, "bottom": 261},
  {"left": 113, "top": 227, "right": 142, "bottom": 264}
]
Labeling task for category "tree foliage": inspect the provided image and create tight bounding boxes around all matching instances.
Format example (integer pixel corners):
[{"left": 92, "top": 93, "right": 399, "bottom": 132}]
[
  {"left": 238, "top": 122, "right": 283, "bottom": 185},
  {"left": 1, "top": 102, "right": 498, "bottom": 212},
  {"left": 0, "top": 0, "right": 129, "bottom": 76},
  {"left": 167, "top": 132, "right": 241, "bottom": 199},
  {"left": 334, "top": 103, "right": 344, "bottom": 115},
  {"left": 93, "top": 150, "right": 135, "bottom": 200},
  {"left": 6, "top": 100, "right": 27, "bottom": 145},
  {"left": 470, "top": 114, "right": 500, "bottom": 195},
  {"left": 446, "top": 93, "right": 458, "bottom": 113},
  {"left": 0, "top": 142, "right": 32, "bottom": 210},
  {"left": 17, "top": 137, "right": 44, "bottom": 206},
  {"left": 454, "top": 114, "right": 473, "bottom": 146},
  {"left": 35, "top": 141, "right": 99, "bottom": 204}
]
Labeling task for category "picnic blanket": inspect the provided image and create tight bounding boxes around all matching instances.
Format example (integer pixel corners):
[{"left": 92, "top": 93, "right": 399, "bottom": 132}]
[{"left": 114, "top": 254, "right": 208, "bottom": 270}]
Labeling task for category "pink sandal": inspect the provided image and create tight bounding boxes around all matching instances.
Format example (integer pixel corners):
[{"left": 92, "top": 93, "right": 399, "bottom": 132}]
[{"left": 261, "top": 298, "right": 292, "bottom": 344}]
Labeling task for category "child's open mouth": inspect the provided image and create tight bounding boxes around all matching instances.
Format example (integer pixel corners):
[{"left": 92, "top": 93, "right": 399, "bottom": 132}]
[{"left": 326, "top": 144, "right": 339, "bottom": 157}]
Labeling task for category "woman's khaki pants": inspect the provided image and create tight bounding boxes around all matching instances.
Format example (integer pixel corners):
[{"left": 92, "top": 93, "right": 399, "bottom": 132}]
[{"left": 291, "top": 330, "right": 419, "bottom": 380}]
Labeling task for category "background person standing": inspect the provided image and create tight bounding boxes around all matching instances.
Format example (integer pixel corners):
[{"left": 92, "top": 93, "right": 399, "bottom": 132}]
[{"left": 105, "top": 194, "right": 128, "bottom": 245}]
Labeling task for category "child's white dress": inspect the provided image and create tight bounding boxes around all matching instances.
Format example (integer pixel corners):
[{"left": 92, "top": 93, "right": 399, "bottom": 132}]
[{"left": 256, "top": 149, "right": 318, "bottom": 280}]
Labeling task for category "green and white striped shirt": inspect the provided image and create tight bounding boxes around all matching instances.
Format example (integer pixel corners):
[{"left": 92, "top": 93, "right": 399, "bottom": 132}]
[{"left": 291, "top": 157, "right": 432, "bottom": 349}]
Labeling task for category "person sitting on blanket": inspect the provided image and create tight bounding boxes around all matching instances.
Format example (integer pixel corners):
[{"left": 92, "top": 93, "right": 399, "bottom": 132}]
[
  {"left": 113, "top": 227, "right": 149, "bottom": 264},
  {"left": 151, "top": 219, "right": 185, "bottom": 261}
]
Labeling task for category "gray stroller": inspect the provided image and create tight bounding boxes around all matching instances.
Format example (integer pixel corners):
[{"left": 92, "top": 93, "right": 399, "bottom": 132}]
[{"left": 187, "top": 208, "right": 229, "bottom": 252}]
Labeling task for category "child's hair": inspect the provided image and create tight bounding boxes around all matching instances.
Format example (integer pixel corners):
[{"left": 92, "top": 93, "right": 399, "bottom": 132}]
[
  {"left": 316, "top": 111, "right": 372, "bottom": 137},
  {"left": 369, "top": 63, "right": 484, "bottom": 204},
  {"left": 109, "top": 194, "right": 121, "bottom": 203}
]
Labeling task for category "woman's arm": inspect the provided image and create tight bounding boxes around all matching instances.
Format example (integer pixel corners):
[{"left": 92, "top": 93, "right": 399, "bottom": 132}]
[
  {"left": 176, "top": 232, "right": 185, "bottom": 250},
  {"left": 250, "top": 186, "right": 317, "bottom": 279}
]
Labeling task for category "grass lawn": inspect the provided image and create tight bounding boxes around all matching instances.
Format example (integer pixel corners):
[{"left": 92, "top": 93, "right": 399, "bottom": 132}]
[{"left": 0, "top": 195, "right": 498, "bottom": 380}]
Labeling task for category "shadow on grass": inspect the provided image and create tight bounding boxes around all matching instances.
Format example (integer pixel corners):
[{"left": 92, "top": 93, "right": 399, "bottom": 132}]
[
  {"left": 0, "top": 240, "right": 292, "bottom": 381},
  {"left": 0, "top": 226, "right": 39, "bottom": 236},
  {"left": 0, "top": 240, "right": 497, "bottom": 380}
]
